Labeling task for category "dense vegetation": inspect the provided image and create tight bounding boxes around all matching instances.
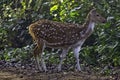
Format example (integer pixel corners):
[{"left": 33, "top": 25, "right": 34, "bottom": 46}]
[{"left": 0, "top": 0, "right": 120, "bottom": 75}]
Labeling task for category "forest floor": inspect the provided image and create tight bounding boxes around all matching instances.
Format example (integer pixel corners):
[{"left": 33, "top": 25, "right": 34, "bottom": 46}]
[{"left": 0, "top": 60, "right": 120, "bottom": 80}]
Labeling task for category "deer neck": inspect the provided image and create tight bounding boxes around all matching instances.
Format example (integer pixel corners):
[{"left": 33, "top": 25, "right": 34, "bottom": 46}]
[{"left": 81, "top": 15, "right": 95, "bottom": 38}]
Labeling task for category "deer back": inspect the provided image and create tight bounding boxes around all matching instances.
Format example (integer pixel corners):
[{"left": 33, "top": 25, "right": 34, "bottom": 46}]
[{"left": 29, "top": 19, "right": 85, "bottom": 47}]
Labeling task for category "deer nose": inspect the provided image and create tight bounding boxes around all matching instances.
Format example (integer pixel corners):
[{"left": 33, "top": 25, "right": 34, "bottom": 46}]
[{"left": 102, "top": 20, "right": 107, "bottom": 23}]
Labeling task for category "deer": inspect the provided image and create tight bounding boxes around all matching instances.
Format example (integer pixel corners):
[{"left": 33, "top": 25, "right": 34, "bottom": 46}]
[{"left": 28, "top": 8, "right": 106, "bottom": 72}]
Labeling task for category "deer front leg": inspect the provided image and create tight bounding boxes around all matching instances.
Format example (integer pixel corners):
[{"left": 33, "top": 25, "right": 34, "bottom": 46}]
[
  {"left": 57, "top": 48, "right": 69, "bottom": 72},
  {"left": 73, "top": 46, "right": 81, "bottom": 71}
]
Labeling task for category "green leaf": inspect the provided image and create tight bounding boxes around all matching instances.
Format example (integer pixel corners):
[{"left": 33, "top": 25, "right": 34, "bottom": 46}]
[{"left": 50, "top": 4, "right": 58, "bottom": 11}]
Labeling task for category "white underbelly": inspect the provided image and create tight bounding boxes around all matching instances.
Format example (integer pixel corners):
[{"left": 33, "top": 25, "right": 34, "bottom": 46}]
[{"left": 71, "top": 39, "right": 85, "bottom": 48}]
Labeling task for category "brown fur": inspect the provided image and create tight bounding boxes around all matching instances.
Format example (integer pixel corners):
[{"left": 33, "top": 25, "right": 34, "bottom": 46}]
[{"left": 28, "top": 8, "right": 106, "bottom": 72}]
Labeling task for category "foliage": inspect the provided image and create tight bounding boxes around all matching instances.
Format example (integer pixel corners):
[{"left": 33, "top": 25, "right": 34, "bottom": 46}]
[
  {"left": 0, "top": 45, "right": 33, "bottom": 61},
  {"left": 0, "top": 0, "right": 120, "bottom": 74}
]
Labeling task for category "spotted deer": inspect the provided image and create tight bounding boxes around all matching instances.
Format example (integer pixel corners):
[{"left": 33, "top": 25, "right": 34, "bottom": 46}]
[{"left": 29, "top": 8, "right": 106, "bottom": 72}]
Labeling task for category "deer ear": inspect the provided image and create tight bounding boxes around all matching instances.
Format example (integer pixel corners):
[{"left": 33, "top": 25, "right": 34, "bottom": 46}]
[{"left": 90, "top": 8, "right": 97, "bottom": 14}]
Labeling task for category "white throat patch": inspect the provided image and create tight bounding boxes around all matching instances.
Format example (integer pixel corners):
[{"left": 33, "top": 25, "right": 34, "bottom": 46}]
[{"left": 88, "top": 22, "right": 95, "bottom": 31}]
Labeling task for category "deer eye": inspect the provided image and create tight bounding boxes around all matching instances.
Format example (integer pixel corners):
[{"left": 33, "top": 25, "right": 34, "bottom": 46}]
[{"left": 96, "top": 14, "right": 99, "bottom": 16}]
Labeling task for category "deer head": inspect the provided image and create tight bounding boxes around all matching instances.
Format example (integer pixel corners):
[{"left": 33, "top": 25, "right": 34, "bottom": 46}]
[{"left": 88, "top": 8, "right": 106, "bottom": 23}]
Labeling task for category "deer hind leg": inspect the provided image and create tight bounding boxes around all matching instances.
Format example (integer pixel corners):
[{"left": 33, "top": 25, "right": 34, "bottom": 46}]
[
  {"left": 34, "top": 45, "right": 42, "bottom": 71},
  {"left": 73, "top": 46, "right": 81, "bottom": 71},
  {"left": 34, "top": 40, "right": 47, "bottom": 72},
  {"left": 57, "top": 48, "right": 69, "bottom": 72},
  {"left": 39, "top": 43, "right": 47, "bottom": 72}
]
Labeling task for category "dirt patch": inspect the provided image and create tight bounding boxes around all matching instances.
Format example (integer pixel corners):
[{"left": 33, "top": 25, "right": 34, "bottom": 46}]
[
  {"left": 0, "top": 71, "right": 24, "bottom": 80},
  {"left": 1, "top": 68, "right": 118, "bottom": 80},
  {"left": 0, "top": 60, "right": 119, "bottom": 80}
]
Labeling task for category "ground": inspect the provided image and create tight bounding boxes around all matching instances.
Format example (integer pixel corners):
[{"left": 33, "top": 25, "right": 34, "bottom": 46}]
[{"left": 0, "top": 60, "right": 119, "bottom": 80}]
